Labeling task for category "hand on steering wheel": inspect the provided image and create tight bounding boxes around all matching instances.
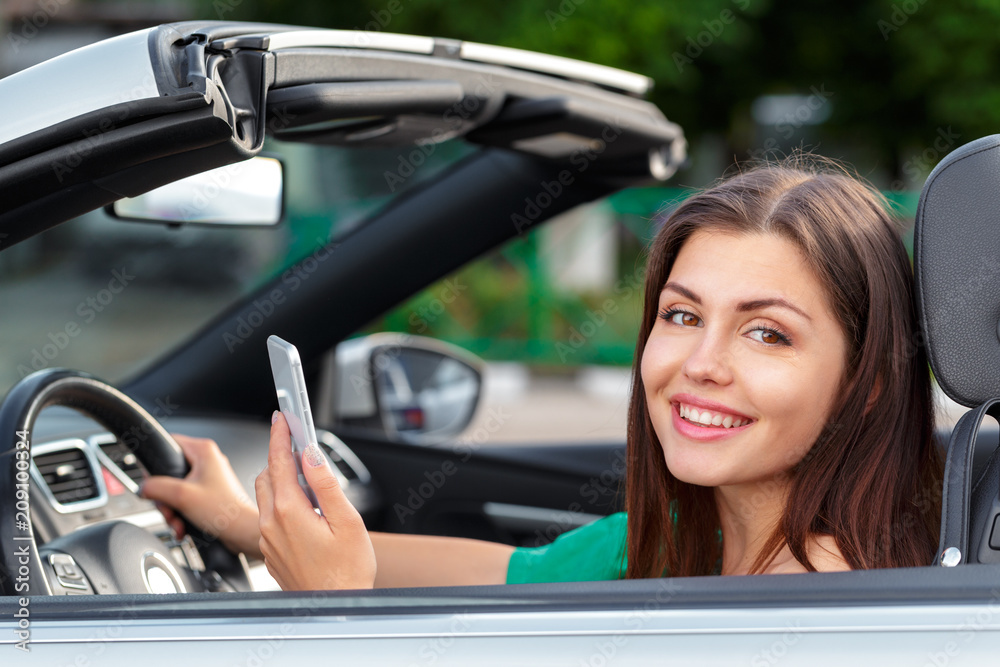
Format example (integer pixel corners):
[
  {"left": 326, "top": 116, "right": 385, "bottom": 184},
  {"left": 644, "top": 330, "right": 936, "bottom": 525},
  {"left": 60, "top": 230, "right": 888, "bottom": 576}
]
[
  {"left": 0, "top": 369, "right": 251, "bottom": 595},
  {"left": 142, "top": 434, "right": 262, "bottom": 560}
]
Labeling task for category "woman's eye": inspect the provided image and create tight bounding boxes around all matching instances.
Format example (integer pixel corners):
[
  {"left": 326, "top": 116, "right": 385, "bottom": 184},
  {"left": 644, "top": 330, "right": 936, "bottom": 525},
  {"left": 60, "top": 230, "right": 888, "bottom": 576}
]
[
  {"left": 746, "top": 327, "right": 790, "bottom": 346},
  {"left": 662, "top": 309, "right": 701, "bottom": 327}
]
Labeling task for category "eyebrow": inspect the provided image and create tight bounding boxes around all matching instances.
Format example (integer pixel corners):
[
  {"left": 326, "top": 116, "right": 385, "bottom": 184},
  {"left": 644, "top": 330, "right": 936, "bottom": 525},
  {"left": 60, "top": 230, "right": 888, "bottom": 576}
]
[{"left": 661, "top": 281, "right": 813, "bottom": 322}]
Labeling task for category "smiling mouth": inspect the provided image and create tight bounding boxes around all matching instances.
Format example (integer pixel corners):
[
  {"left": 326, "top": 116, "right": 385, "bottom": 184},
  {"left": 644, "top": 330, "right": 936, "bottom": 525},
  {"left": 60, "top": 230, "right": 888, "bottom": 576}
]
[{"left": 676, "top": 403, "right": 754, "bottom": 429}]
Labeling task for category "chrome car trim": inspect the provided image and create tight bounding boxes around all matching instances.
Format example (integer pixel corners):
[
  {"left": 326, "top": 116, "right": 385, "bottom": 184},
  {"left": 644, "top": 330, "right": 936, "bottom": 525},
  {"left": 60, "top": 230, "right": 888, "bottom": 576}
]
[
  {"left": 30, "top": 438, "right": 109, "bottom": 514},
  {"left": 0, "top": 28, "right": 158, "bottom": 147},
  {"left": 263, "top": 29, "right": 435, "bottom": 55},
  {"left": 140, "top": 551, "right": 187, "bottom": 595},
  {"left": 459, "top": 41, "right": 653, "bottom": 95},
  {"left": 17, "top": 603, "right": 1000, "bottom": 645},
  {"left": 251, "top": 29, "right": 651, "bottom": 95}
]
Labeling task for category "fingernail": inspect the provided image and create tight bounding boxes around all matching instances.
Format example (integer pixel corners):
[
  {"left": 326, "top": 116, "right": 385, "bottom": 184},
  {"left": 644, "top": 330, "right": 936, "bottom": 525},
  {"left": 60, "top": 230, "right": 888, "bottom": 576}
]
[
  {"left": 271, "top": 410, "right": 280, "bottom": 424},
  {"left": 304, "top": 444, "right": 325, "bottom": 468}
]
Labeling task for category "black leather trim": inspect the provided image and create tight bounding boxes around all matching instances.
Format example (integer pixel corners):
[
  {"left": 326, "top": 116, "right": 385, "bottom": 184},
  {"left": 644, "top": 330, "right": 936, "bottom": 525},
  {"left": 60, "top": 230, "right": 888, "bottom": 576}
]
[
  {"left": 935, "top": 398, "right": 1000, "bottom": 565},
  {"left": 914, "top": 134, "right": 1000, "bottom": 408},
  {"left": 970, "top": 433, "right": 1000, "bottom": 564}
]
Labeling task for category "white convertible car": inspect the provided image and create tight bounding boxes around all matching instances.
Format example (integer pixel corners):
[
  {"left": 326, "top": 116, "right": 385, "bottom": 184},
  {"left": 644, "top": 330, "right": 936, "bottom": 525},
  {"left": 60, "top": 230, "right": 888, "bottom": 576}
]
[{"left": 0, "top": 20, "right": 998, "bottom": 665}]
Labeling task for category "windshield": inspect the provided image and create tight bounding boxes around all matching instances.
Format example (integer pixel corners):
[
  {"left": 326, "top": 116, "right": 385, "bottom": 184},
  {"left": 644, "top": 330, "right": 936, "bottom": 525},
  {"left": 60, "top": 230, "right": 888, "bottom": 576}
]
[{"left": 0, "top": 139, "right": 475, "bottom": 397}]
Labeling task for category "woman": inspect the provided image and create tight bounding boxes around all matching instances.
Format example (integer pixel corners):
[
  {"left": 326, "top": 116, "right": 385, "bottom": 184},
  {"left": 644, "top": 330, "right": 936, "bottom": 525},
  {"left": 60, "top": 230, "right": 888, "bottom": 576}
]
[{"left": 142, "top": 157, "right": 943, "bottom": 590}]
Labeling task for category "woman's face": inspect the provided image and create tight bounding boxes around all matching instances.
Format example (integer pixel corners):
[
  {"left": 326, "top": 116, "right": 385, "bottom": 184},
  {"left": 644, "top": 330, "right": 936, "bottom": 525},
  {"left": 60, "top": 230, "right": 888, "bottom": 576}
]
[{"left": 641, "top": 229, "right": 849, "bottom": 491}]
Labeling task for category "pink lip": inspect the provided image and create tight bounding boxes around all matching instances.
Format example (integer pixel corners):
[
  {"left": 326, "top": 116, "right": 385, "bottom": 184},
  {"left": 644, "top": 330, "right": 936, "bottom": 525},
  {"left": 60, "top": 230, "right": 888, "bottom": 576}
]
[{"left": 669, "top": 393, "right": 755, "bottom": 442}]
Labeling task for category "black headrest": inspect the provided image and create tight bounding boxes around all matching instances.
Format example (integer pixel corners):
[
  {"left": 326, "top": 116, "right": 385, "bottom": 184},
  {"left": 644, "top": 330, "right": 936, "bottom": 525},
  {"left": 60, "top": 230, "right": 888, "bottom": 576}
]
[{"left": 914, "top": 134, "right": 1000, "bottom": 407}]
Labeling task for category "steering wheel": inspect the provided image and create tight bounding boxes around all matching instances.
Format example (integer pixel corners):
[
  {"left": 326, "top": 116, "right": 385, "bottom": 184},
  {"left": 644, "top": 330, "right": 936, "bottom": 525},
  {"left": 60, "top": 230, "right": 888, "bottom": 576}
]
[{"left": 0, "top": 369, "right": 251, "bottom": 595}]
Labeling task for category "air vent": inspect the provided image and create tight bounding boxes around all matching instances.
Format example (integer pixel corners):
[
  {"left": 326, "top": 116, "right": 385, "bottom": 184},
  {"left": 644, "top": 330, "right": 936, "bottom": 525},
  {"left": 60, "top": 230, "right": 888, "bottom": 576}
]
[
  {"left": 33, "top": 446, "right": 99, "bottom": 505},
  {"left": 98, "top": 440, "right": 147, "bottom": 487}
]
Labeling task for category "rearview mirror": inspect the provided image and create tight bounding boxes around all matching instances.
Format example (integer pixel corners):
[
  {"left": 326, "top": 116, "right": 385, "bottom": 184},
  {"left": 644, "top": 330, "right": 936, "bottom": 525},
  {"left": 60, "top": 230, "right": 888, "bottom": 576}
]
[
  {"left": 108, "top": 156, "right": 283, "bottom": 226},
  {"left": 321, "top": 334, "right": 483, "bottom": 445}
]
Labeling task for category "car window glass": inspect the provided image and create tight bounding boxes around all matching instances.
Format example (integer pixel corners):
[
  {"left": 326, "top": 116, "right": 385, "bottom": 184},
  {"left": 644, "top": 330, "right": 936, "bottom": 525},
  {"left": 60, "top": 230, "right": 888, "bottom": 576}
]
[{"left": 0, "top": 139, "right": 475, "bottom": 396}]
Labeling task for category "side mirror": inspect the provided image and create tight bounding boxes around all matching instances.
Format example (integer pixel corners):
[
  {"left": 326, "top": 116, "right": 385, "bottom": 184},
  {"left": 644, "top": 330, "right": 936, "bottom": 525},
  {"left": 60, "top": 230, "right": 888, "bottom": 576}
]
[
  {"left": 321, "top": 334, "right": 483, "bottom": 445},
  {"left": 108, "top": 156, "right": 283, "bottom": 226}
]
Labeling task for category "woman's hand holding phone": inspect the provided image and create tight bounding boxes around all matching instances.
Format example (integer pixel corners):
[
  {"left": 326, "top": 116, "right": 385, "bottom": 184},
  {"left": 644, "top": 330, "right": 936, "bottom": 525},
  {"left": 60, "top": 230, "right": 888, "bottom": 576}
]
[{"left": 255, "top": 412, "right": 377, "bottom": 590}]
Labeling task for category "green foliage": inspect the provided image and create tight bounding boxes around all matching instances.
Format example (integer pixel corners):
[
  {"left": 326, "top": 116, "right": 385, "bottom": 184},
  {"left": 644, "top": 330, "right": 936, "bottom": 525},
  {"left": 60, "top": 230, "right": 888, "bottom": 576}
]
[
  {"left": 188, "top": 0, "right": 1000, "bottom": 186},
  {"left": 369, "top": 221, "right": 645, "bottom": 366}
]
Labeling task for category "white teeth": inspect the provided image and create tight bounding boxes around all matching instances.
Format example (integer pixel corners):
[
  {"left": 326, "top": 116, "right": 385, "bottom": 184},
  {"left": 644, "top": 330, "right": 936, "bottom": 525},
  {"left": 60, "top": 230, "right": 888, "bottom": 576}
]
[{"left": 678, "top": 403, "right": 750, "bottom": 429}]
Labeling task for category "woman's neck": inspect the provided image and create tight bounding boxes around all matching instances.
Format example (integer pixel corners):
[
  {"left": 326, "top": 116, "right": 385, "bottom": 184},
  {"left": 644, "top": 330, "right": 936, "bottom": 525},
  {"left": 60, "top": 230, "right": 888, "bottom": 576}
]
[{"left": 713, "top": 477, "right": 790, "bottom": 575}]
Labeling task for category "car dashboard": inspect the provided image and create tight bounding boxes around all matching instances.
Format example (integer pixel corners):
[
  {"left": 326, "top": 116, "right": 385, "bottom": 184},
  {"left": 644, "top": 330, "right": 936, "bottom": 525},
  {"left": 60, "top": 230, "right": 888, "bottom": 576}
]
[{"left": 27, "top": 407, "right": 379, "bottom": 593}]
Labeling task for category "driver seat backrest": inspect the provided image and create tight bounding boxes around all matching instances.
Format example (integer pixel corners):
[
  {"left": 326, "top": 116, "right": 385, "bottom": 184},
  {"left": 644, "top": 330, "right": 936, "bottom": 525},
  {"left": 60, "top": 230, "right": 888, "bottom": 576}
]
[{"left": 914, "top": 134, "right": 1000, "bottom": 566}]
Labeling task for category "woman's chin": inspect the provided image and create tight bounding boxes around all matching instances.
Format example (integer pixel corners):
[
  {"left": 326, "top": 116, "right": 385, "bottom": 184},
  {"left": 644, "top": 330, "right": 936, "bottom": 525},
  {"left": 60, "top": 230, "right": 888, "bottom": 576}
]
[{"left": 662, "top": 453, "right": 731, "bottom": 488}]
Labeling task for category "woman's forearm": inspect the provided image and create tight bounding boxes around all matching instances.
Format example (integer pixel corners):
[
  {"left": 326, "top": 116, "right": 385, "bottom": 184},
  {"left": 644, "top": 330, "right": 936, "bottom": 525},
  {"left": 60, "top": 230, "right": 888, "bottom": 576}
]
[{"left": 370, "top": 532, "right": 515, "bottom": 588}]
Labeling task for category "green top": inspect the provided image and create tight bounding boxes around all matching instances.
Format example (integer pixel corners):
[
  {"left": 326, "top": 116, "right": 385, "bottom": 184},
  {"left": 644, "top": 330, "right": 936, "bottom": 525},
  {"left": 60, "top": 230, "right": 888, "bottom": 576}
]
[{"left": 505, "top": 512, "right": 628, "bottom": 584}]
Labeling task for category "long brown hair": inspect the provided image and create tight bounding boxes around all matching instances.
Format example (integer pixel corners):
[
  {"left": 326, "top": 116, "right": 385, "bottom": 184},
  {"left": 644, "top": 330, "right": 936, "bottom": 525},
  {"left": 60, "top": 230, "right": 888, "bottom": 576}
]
[{"left": 625, "top": 156, "right": 942, "bottom": 577}]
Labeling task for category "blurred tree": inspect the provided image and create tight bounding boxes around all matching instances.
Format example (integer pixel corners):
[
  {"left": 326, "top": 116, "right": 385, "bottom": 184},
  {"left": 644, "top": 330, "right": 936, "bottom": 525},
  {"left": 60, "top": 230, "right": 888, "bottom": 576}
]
[{"left": 191, "top": 0, "right": 994, "bottom": 186}]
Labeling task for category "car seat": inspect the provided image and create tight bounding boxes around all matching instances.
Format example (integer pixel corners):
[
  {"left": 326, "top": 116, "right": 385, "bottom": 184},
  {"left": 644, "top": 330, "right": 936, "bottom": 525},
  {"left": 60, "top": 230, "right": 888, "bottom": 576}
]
[{"left": 914, "top": 134, "right": 1000, "bottom": 566}]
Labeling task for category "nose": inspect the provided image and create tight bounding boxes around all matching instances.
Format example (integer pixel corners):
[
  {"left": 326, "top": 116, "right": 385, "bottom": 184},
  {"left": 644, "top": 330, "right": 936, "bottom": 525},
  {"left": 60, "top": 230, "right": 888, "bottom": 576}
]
[{"left": 681, "top": 328, "right": 734, "bottom": 386}]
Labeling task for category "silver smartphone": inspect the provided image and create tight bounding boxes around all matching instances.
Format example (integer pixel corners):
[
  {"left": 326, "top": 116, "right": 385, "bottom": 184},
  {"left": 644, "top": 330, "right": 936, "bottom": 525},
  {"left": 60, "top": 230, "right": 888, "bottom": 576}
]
[{"left": 267, "top": 335, "right": 322, "bottom": 512}]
